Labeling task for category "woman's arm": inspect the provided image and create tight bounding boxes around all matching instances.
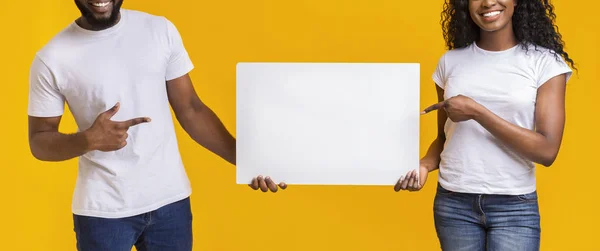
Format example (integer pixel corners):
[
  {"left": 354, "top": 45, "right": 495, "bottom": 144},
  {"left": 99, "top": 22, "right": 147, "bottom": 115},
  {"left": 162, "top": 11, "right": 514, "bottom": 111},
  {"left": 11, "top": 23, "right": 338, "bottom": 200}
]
[
  {"left": 473, "top": 74, "right": 566, "bottom": 166},
  {"left": 422, "top": 74, "right": 568, "bottom": 167},
  {"left": 395, "top": 84, "right": 447, "bottom": 191},
  {"left": 420, "top": 85, "right": 447, "bottom": 172}
]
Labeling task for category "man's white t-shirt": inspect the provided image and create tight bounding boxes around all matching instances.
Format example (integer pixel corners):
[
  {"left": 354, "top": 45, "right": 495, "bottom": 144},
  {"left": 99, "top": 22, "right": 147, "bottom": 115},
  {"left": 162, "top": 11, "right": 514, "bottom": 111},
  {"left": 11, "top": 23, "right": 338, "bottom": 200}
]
[
  {"left": 432, "top": 42, "right": 572, "bottom": 195},
  {"left": 28, "top": 9, "right": 194, "bottom": 218}
]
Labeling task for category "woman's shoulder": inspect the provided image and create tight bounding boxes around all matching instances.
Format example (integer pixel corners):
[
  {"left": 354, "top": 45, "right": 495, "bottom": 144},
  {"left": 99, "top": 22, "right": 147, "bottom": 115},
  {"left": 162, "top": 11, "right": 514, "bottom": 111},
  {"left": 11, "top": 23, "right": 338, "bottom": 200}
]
[
  {"left": 443, "top": 44, "right": 472, "bottom": 55},
  {"left": 517, "top": 43, "right": 560, "bottom": 59},
  {"left": 437, "top": 44, "right": 475, "bottom": 60},
  {"left": 433, "top": 44, "right": 474, "bottom": 66}
]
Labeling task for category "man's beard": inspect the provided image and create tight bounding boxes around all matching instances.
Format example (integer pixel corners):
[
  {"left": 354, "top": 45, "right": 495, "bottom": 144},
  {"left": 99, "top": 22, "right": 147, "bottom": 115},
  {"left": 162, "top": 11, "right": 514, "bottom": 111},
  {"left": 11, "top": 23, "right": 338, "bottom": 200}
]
[{"left": 74, "top": 0, "right": 123, "bottom": 29}]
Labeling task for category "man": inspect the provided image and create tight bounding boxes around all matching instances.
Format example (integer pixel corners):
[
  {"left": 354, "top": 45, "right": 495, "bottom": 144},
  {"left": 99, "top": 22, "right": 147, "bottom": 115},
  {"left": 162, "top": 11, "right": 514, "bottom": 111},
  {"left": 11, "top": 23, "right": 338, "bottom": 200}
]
[{"left": 27, "top": 0, "right": 286, "bottom": 250}]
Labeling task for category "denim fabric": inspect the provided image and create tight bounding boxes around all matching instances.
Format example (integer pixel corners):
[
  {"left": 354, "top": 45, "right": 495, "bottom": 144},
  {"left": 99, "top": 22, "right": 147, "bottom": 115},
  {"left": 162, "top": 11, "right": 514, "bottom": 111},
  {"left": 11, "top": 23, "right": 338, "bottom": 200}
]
[
  {"left": 73, "top": 197, "right": 193, "bottom": 251},
  {"left": 434, "top": 184, "right": 540, "bottom": 251}
]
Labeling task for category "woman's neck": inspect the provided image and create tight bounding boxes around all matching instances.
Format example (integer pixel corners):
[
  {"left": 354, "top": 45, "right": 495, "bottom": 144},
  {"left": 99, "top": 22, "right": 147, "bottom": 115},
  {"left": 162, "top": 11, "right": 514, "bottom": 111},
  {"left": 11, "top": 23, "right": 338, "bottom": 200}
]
[{"left": 477, "top": 25, "right": 518, "bottom": 51}]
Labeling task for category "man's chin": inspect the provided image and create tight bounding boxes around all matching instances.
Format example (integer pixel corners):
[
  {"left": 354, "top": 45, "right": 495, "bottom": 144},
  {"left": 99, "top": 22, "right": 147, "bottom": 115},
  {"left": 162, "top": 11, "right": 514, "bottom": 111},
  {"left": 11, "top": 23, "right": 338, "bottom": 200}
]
[
  {"left": 93, "top": 16, "right": 112, "bottom": 24},
  {"left": 86, "top": 13, "right": 119, "bottom": 27}
]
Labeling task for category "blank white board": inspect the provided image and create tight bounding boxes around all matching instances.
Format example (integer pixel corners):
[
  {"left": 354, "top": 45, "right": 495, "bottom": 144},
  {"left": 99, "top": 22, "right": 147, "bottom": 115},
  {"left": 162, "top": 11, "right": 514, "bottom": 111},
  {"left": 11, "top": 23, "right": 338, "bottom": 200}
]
[{"left": 235, "top": 63, "right": 420, "bottom": 185}]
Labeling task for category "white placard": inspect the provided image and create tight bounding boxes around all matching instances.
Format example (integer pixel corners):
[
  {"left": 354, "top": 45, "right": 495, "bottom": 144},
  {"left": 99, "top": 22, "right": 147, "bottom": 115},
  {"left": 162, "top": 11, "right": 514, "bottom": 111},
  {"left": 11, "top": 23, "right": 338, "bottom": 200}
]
[{"left": 235, "top": 63, "right": 420, "bottom": 185}]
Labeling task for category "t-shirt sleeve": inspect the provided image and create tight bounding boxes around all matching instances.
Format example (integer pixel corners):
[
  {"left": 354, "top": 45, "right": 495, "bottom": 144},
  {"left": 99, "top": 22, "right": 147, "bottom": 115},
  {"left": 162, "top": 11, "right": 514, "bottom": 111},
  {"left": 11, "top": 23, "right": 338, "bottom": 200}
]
[
  {"left": 432, "top": 53, "right": 447, "bottom": 89},
  {"left": 28, "top": 55, "right": 65, "bottom": 117},
  {"left": 537, "top": 51, "right": 572, "bottom": 88},
  {"left": 164, "top": 18, "right": 194, "bottom": 81}
]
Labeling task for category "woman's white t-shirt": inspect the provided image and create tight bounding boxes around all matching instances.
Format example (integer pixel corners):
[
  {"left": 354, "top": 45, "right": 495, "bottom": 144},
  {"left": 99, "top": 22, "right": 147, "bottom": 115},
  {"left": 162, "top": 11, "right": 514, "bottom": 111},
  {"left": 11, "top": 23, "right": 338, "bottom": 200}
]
[{"left": 432, "top": 42, "right": 572, "bottom": 195}]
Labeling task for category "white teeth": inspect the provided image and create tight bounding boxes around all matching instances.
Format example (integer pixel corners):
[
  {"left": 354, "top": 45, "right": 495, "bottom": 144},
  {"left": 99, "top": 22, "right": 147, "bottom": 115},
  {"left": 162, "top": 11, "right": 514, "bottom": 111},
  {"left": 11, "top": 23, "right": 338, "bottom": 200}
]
[
  {"left": 483, "top": 11, "right": 501, "bottom": 17},
  {"left": 91, "top": 2, "right": 110, "bottom": 7}
]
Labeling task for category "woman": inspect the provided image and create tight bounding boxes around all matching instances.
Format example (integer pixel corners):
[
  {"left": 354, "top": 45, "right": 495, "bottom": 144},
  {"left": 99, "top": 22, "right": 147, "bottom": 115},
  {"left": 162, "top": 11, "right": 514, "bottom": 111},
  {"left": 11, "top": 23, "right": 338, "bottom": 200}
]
[{"left": 395, "top": 0, "right": 575, "bottom": 250}]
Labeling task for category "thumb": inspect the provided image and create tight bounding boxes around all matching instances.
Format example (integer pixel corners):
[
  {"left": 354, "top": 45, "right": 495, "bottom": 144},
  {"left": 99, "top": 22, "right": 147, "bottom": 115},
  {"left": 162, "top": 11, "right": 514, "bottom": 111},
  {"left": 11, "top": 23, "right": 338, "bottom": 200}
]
[
  {"left": 418, "top": 168, "right": 428, "bottom": 188},
  {"left": 101, "top": 102, "right": 120, "bottom": 119}
]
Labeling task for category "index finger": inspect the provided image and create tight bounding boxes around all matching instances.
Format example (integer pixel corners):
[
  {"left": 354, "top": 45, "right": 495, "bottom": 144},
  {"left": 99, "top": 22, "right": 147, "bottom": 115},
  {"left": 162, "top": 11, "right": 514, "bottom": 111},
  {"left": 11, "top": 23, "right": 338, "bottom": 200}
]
[
  {"left": 421, "top": 101, "right": 446, "bottom": 114},
  {"left": 249, "top": 177, "right": 259, "bottom": 190},
  {"left": 118, "top": 117, "right": 151, "bottom": 128},
  {"left": 265, "top": 177, "right": 278, "bottom": 193}
]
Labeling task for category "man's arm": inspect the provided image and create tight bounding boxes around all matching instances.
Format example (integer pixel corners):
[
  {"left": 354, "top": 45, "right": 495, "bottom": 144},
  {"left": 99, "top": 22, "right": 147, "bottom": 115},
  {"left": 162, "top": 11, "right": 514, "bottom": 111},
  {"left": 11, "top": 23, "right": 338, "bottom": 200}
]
[
  {"left": 27, "top": 55, "right": 90, "bottom": 161},
  {"left": 162, "top": 19, "right": 284, "bottom": 192},
  {"left": 28, "top": 103, "right": 150, "bottom": 162},
  {"left": 166, "top": 74, "right": 236, "bottom": 165},
  {"left": 28, "top": 116, "right": 90, "bottom": 161}
]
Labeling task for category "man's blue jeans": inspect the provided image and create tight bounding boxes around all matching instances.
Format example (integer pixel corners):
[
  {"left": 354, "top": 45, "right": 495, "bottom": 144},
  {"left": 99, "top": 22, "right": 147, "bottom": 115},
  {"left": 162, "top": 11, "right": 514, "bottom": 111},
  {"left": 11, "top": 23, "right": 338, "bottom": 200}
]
[
  {"left": 73, "top": 197, "right": 193, "bottom": 251},
  {"left": 434, "top": 183, "right": 541, "bottom": 251}
]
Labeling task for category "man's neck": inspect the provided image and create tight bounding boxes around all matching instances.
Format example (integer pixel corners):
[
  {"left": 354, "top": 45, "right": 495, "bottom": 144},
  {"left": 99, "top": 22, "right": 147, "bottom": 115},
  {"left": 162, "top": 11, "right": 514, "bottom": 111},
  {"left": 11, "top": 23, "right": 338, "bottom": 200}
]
[{"left": 76, "top": 12, "right": 121, "bottom": 31}]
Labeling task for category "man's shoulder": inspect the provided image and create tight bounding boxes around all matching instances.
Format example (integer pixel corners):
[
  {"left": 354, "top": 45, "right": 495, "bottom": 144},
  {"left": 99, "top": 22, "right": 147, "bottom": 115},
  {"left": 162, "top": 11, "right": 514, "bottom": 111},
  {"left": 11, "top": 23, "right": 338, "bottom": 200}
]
[
  {"left": 123, "top": 9, "right": 172, "bottom": 29},
  {"left": 124, "top": 9, "right": 162, "bottom": 20},
  {"left": 35, "top": 24, "right": 79, "bottom": 66}
]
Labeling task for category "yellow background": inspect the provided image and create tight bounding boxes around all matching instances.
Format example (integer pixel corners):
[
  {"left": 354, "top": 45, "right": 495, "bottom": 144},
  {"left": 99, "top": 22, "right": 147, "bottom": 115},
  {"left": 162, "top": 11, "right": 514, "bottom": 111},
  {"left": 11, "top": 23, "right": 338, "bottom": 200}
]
[{"left": 1, "top": 0, "right": 598, "bottom": 250}]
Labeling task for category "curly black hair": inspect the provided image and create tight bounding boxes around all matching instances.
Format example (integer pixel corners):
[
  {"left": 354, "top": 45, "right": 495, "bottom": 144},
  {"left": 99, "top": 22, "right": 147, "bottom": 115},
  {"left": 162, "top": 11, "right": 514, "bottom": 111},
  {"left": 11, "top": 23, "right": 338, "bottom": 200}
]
[{"left": 441, "top": 0, "right": 576, "bottom": 71}]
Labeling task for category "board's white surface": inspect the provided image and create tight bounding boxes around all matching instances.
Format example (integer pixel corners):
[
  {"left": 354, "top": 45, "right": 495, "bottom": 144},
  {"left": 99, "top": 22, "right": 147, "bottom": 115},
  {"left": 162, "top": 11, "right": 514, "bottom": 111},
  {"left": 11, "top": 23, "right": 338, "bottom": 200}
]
[{"left": 235, "top": 63, "right": 420, "bottom": 185}]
